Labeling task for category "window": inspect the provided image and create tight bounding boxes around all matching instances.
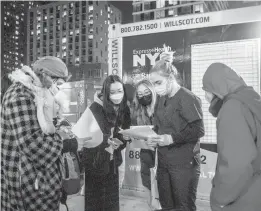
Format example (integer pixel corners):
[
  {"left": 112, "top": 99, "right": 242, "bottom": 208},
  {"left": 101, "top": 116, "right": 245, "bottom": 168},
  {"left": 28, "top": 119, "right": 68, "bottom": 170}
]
[
  {"left": 101, "top": 51, "right": 103, "bottom": 57},
  {"left": 96, "top": 56, "right": 98, "bottom": 62},
  {"left": 96, "top": 1, "right": 98, "bottom": 5},
  {"left": 88, "top": 41, "right": 93, "bottom": 48},
  {"left": 100, "top": 37, "right": 103, "bottom": 43},
  {"left": 194, "top": 4, "right": 204, "bottom": 13},
  {"left": 82, "top": 28, "right": 86, "bottom": 34},
  {"left": 96, "top": 13, "right": 98, "bottom": 19},
  {"left": 100, "top": 9, "right": 103, "bottom": 16},
  {"left": 133, "top": 4, "right": 142, "bottom": 12},
  {"left": 96, "top": 27, "right": 98, "bottom": 34},
  {"left": 105, "top": 45, "right": 108, "bottom": 51},
  {"left": 101, "top": 26, "right": 103, "bottom": 31},
  {"left": 89, "top": 1, "right": 93, "bottom": 5},
  {"left": 50, "top": 8, "right": 53, "bottom": 13}
]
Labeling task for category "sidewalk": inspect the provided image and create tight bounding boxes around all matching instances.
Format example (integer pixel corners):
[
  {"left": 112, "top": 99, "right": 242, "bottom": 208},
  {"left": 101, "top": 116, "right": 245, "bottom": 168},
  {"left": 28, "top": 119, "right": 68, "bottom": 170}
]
[{"left": 60, "top": 194, "right": 211, "bottom": 211}]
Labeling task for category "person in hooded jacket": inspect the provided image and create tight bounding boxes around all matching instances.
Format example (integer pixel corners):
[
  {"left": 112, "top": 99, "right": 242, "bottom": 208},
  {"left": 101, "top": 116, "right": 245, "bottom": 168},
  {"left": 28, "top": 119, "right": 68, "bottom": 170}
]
[
  {"left": 130, "top": 78, "right": 157, "bottom": 209},
  {"left": 147, "top": 52, "right": 205, "bottom": 211},
  {"left": 72, "top": 75, "right": 131, "bottom": 211},
  {"left": 202, "top": 62, "right": 261, "bottom": 211}
]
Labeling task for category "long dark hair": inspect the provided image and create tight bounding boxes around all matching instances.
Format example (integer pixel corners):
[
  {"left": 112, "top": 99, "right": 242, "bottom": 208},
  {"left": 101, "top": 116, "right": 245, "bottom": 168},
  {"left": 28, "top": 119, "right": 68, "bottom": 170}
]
[{"left": 99, "top": 75, "right": 128, "bottom": 124}]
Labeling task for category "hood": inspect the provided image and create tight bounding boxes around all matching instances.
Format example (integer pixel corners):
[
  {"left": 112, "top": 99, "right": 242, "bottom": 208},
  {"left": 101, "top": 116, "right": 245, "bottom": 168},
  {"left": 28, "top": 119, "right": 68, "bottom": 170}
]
[
  {"left": 94, "top": 92, "right": 103, "bottom": 106},
  {"left": 202, "top": 63, "right": 247, "bottom": 99},
  {"left": 8, "top": 66, "right": 43, "bottom": 92}
]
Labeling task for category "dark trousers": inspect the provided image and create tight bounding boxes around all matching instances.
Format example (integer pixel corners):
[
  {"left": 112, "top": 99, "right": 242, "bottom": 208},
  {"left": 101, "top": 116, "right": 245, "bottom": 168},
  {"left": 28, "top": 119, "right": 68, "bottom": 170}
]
[
  {"left": 157, "top": 160, "right": 200, "bottom": 211},
  {"left": 85, "top": 165, "right": 119, "bottom": 211}
]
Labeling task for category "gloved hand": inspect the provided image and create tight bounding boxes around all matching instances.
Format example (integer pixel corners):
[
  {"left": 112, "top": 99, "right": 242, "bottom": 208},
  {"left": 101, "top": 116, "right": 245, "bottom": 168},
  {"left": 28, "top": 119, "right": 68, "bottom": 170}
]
[{"left": 147, "top": 134, "right": 173, "bottom": 147}]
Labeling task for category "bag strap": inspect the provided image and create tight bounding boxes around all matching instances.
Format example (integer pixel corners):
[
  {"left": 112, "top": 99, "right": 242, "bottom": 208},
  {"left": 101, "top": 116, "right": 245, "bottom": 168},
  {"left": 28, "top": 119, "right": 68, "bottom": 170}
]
[{"left": 155, "top": 148, "right": 158, "bottom": 169}]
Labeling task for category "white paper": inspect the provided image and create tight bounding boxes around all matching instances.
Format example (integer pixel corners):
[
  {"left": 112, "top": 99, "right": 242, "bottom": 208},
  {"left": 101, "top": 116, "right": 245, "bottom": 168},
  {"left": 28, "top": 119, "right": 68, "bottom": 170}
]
[
  {"left": 71, "top": 107, "right": 103, "bottom": 148},
  {"left": 130, "top": 138, "right": 155, "bottom": 151},
  {"left": 119, "top": 126, "right": 157, "bottom": 140}
]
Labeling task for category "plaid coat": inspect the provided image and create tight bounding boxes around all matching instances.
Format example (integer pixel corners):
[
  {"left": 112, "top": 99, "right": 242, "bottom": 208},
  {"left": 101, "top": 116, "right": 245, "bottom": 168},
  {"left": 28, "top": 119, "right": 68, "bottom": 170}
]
[{"left": 1, "top": 82, "right": 63, "bottom": 211}]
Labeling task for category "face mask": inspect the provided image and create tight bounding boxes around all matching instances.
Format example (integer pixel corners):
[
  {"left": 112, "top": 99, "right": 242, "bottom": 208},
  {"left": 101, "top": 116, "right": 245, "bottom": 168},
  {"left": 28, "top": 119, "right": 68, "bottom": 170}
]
[
  {"left": 209, "top": 96, "right": 223, "bottom": 117},
  {"left": 138, "top": 94, "right": 152, "bottom": 106},
  {"left": 110, "top": 93, "right": 124, "bottom": 105},
  {"left": 154, "top": 79, "right": 170, "bottom": 96},
  {"left": 49, "top": 84, "right": 60, "bottom": 96}
]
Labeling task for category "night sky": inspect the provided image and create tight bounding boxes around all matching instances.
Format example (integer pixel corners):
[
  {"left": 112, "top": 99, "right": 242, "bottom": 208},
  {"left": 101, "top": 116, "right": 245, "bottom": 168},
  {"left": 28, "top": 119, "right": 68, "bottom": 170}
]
[{"left": 110, "top": 1, "right": 133, "bottom": 24}]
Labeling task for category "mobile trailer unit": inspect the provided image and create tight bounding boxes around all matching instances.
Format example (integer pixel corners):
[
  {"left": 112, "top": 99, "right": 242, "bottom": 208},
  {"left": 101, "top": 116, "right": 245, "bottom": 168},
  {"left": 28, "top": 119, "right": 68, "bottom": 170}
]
[{"left": 108, "top": 5, "right": 261, "bottom": 200}]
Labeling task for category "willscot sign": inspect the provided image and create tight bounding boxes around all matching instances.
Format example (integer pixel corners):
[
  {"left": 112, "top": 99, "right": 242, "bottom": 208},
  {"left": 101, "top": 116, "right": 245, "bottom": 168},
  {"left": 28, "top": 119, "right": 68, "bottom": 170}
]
[{"left": 108, "top": 6, "right": 261, "bottom": 200}]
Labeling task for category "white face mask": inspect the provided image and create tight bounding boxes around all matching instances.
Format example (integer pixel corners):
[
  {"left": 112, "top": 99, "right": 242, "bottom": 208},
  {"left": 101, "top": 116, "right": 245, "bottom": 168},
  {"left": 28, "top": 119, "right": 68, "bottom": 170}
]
[
  {"left": 154, "top": 79, "right": 170, "bottom": 96},
  {"left": 110, "top": 93, "right": 124, "bottom": 105},
  {"left": 49, "top": 84, "right": 60, "bottom": 96}
]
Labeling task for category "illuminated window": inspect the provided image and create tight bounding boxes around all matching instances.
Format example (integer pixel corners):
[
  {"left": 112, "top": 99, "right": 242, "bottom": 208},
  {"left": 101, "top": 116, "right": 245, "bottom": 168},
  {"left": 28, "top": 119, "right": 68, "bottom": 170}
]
[
  {"left": 100, "top": 9, "right": 103, "bottom": 16},
  {"left": 62, "top": 37, "right": 67, "bottom": 43},
  {"left": 89, "top": 6, "right": 93, "bottom": 12},
  {"left": 100, "top": 37, "right": 103, "bottom": 43}
]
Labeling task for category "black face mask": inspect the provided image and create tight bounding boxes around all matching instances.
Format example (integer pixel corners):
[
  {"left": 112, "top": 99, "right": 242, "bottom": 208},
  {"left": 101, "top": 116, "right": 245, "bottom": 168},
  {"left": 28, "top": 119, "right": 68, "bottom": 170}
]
[
  {"left": 137, "top": 94, "right": 152, "bottom": 106},
  {"left": 209, "top": 95, "right": 223, "bottom": 117}
]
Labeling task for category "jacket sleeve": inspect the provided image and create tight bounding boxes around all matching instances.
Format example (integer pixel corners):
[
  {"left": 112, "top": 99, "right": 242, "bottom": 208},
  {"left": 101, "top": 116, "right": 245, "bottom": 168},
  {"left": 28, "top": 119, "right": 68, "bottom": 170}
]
[
  {"left": 171, "top": 95, "right": 205, "bottom": 145},
  {"left": 210, "top": 99, "right": 257, "bottom": 207},
  {"left": 170, "top": 119, "right": 205, "bottom": 145},
  {"left": 116, "top": 106, "right": 132, "bottom": 151},
  {"left": 7, "top": 94, "right": 63, "bottom": 171}
]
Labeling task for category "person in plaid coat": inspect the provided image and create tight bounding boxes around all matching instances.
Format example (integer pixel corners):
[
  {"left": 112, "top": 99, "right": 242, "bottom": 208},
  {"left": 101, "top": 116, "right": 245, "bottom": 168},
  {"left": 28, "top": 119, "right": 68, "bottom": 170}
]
[{"left": 1, "top": 56, "right": 70, "bottom": 211}]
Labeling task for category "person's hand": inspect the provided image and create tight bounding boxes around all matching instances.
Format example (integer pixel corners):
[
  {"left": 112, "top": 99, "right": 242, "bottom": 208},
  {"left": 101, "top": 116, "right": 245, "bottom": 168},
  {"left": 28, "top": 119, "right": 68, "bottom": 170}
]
[
  {"left": 160, "top": 44, "right": 175, "bottom": 63},
  {"left": 108, "top": 138, "right": 121, "bottom": 150},
  {"left": 122, "top": 135, "right": 131, "bottom": 141},
  {"left": 147, "top": 134, "right": 173, "bottom": 147},
  {"left": 147, "top": 136, "right": 161, "bottom": 148}
]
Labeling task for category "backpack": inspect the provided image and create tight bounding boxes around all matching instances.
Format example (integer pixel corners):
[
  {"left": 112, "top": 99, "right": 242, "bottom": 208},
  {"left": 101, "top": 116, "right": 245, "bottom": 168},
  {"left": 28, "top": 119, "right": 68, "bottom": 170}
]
[
  {"left": 61, "top": 151, "right": 81, "bottom": 195},
  {"left": 57, "top": 118, "right": 82, "bottom": 211}
]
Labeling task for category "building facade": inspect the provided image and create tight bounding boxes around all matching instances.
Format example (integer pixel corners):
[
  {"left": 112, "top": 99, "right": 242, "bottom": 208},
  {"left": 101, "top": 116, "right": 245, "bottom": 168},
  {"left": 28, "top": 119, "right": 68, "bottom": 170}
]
[
  {"left": 27, "top": 0, "right": 121, "bottom": 82},
  {"left": 1, "top": 1, "right": 49, "bottom": 100},
  {"left": 133, "top": 0, "right": 261, "bottom": 22}
]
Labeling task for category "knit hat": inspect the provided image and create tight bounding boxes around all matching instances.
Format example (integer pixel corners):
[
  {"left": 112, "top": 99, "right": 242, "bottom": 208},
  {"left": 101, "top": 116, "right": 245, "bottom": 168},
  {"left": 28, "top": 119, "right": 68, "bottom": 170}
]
[{"left": 32, "top": 56, "right": 69, "bottom": 80}]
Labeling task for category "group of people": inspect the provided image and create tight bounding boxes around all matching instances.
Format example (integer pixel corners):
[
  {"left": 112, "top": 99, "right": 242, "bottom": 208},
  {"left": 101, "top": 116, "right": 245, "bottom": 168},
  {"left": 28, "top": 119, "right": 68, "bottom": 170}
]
[{"left": 1, "top": 51, "right": 261, "bottom": 211}]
